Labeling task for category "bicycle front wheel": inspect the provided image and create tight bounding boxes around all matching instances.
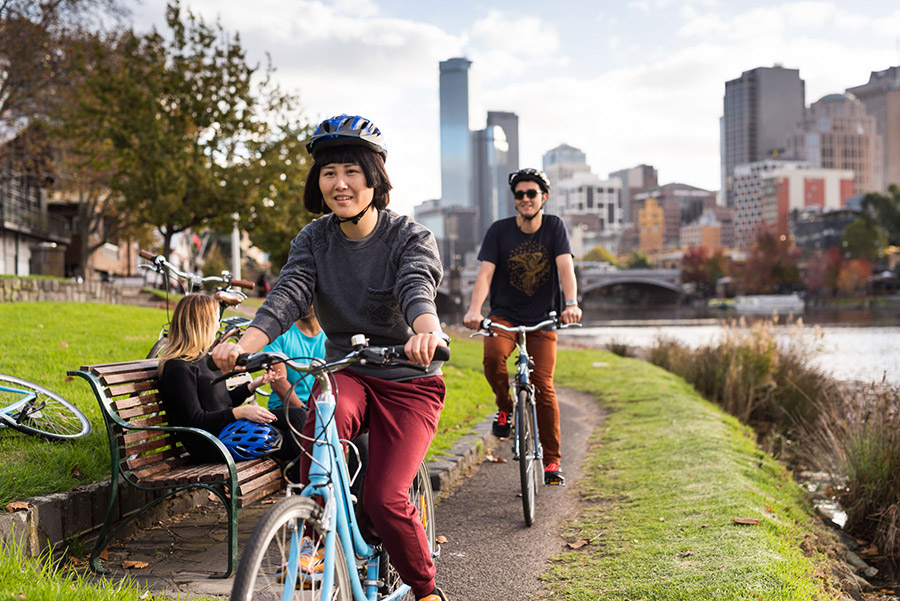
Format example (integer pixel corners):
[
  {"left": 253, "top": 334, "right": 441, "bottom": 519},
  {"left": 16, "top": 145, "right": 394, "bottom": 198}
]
[
  {"left": 516, "top": 388, "right": 538, "bottom": 527},
  {"left": 0, "top": 375, "right": 92, "bottom": 440},
  {"left": 232, "top": 496, "right": 352, "bottom": 601},
  {"left": 379, "top": 460, "right": 436, "bottom": 599},
  {"left": 146, "top": 337, "right": 167, "bottom": 359}
]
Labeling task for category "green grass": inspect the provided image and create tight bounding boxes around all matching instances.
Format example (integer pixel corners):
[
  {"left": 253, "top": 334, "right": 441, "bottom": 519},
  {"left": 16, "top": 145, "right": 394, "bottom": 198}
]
[
  {"left": 0, "top": 304, "right": 493, "bottom": 505},
  {"left": 544, "top": 348, "right": 840, "bottom": 601}
]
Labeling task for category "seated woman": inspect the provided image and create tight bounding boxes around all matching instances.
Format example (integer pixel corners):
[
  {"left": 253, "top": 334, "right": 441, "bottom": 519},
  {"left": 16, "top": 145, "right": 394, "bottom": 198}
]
[{"left": 158, "top": 294, "right": 306, "bottom": 474}]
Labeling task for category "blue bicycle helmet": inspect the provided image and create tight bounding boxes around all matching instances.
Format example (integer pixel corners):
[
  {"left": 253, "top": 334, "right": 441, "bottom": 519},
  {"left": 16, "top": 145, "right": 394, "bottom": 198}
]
[
  {"left": 305, "top": 114, "right": 388, "bottom": 160},
  {"left": 218, "top": 419, "right": 283, "bottom": 460},
  {"left": 509, "top": 168, "right": 551, "bottom": 194}
]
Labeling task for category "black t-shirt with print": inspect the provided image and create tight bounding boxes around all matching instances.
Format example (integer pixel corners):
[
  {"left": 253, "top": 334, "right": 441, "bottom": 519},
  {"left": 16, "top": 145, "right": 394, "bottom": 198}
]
[{"left": 477, "top": 214, "right": 572, "bottom": 325}]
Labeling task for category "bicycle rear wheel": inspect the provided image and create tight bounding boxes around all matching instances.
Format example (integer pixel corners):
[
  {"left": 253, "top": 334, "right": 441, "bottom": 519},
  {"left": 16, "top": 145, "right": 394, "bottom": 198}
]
[
  {"left": 232, "top": 496, "right": 352, "bottom": 601},
  {"left": 379, "top": 460, "right": 436, "bottom": 599},
  {"left": 0, "top": 375, "right": 91, "bottom": 440},
  {"left": 516, "top": 388, "right": 538, "bottom": 527}
]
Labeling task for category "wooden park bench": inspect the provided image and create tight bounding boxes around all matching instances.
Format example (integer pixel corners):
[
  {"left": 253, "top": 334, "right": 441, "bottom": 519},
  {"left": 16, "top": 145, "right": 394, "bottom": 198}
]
[{"left": 69, "top": 358, "right": 286, "bottom": 578}]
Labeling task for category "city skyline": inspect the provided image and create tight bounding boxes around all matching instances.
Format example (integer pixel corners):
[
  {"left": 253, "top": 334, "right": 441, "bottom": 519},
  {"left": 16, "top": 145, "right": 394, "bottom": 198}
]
[{"left": 130, "top": 0, "right": 900, "bottom": 216}]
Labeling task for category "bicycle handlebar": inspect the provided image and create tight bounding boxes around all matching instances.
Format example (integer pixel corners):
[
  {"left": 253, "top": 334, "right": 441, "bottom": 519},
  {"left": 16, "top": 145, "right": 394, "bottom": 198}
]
[
  {"left": 472, "top": 312, "right": 583, "bottom": 338},
  {"left": 138, "top": 249, "right": 255, "bottom": 290},
  {"left": 209, "top": 342, "right": 450, "bottom": 385}
]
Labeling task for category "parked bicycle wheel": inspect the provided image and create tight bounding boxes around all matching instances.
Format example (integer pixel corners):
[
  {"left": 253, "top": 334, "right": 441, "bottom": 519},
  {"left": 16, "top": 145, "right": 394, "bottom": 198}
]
[
  {"left": 0, "top": 375, "right": 92, "bottom": 440},
  {"left": 516, "top": 389, "right": 539, "bottom": 526},
  {"left": 379, "top": 460, "right": 436, "bottom": 599},
  {"left": 146, "top": 336, "right": 167, "bottom": 359},
  {"left": 232, "top": 496, "right": 352, "bottom": 601}
]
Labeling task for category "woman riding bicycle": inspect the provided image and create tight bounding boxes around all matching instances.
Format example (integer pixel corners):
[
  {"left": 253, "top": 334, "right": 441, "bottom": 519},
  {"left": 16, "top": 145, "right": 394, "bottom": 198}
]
[
  {"left": 158, "top": 294, "right": 307, "bottom": 474},
  {"left": 212, "top": 114, "right": 450, "bottom": 601}
]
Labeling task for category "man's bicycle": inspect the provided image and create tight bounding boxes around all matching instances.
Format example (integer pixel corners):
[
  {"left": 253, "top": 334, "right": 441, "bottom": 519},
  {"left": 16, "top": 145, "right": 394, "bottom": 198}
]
[
  {"left": 224, "top": 337, "right": 448, "bottom": 601},
  {"left": 0, "top": 374, "right": 92, "bottom": 440},
  {"left": 138, "top": 249, "right": 256, "bottom": 359},
  {"left": 471, "top": 312, "right": 580, "bottom": 527}
]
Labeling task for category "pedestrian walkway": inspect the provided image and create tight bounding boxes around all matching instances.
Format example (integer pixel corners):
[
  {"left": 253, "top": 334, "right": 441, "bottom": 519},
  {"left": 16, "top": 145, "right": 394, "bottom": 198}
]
[{"left": 78, "top": 414, "right": 497, "bottom": 598}]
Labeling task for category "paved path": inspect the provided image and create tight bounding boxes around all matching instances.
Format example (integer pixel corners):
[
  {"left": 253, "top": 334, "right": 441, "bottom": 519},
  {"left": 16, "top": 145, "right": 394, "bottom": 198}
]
[
  {"left": 81, "top": 388, "right": 603, "bottom": 600},
  {"left": 434, "top": 388, "right": 603, "bottom": 601}
]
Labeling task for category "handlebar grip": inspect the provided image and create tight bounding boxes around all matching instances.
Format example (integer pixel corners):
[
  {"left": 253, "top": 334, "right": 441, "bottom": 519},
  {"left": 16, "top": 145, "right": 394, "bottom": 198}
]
[
  {"left": 139, "top": 249, "right": 156, "bottom": 260},
  {"left": 433, "top": 345, "right": 450, "bottom": 362},
  {"left": 230, "top": 279, "right": 255, "bottom": 290}
]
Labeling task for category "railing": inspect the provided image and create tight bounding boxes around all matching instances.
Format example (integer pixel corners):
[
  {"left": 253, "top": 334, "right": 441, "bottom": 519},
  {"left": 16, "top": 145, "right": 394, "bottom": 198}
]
[{"left": 0, "top": 199, "right": 70, "bottom": 242}]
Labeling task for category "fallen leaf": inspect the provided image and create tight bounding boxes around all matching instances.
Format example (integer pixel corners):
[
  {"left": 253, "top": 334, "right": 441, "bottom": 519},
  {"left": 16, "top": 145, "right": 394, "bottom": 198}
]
[
  {"left": 732, "top": 518, "right": 759, "bottom": 526},
  {"left": 17, "top": 593, "right": 25, "bottom": 600},
  {"left": 71, "top": 465, "right": 83, "bottom": 479},
  {"left": 859, "top": 544, "right": 879, "bottom": 557},
  {"left": 677, "top": 550, "right": 696, "bottom": 558},
  {"left": 122, "top": 560, "right": 149, "bottom": 569},
  {"left": 99, "top": 548, "right": 109, "bottom": 560},
  {"left": 6, "top": 501, "right": 31, "bottom": 512},
  {"left": 208, "top": 492, "right": 218, "bottom": 502},
  {"left": 68, "top": 556, "right": 82, "bottom": 566},
  {"left": 567, "top": 539, "right": 589, "bottom": 549},
  {"left": 65, "top": 375, "right": 74, "bottom": 383},
  {"left": 483, "top": 451, "right": 506, "bottom": 463},
  {"left": 658, "top": 517, "right": 665, "bottom": 522},
  {"left": 701, "top": 524, "right": 709, "bottom": 528},
  {"left": 59, "top": 341, "right": 69, "bottom": 348},
  {"left": 765, "top": 504, "right": 773, "bottom": 512},
  {"left": 435, "top": 535, "right": 448, "bottom": 544}
]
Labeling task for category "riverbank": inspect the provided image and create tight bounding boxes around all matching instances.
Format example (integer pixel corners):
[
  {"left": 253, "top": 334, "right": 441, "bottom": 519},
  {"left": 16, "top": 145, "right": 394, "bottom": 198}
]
[{"left": 545, "top": 347, "right": 862, "bottom": 601}]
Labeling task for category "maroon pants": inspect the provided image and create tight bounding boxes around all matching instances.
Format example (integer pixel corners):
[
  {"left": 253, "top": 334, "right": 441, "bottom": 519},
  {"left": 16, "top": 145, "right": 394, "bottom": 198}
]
[
  {"left": 300, "top": 371, "right": 445, "bottom": 598},
  {"left": 483, "top": 318, "right": 561, "bottom": 465}
]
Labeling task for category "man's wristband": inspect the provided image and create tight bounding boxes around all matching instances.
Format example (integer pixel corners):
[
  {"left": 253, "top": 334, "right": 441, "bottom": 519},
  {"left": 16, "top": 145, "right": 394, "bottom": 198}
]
[
  {"left": 565, "top": 299, "right": 578, "bottom": 307},
  {"left": 427, "top": 331, "right": 451, "bottom": 345}
]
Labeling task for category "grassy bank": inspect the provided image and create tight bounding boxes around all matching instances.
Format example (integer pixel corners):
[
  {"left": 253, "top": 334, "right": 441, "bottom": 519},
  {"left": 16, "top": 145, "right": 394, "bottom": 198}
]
[
  {"left": 0, "top": 302, "right": 493, "bottom": 505},
  {"left": 545, "top": 347, "right": 840, "bottom": 600}
]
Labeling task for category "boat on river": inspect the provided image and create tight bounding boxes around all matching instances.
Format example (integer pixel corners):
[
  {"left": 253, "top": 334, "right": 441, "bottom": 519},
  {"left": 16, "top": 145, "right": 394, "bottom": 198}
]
[{"left": 732, "top": 294, "right": 805, "bottom": 314}]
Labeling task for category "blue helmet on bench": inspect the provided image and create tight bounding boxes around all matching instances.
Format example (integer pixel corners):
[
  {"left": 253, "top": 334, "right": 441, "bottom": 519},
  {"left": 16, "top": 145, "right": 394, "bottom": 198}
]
[{"left": 218, "top": 419, "right": 283, "bottom": 460}]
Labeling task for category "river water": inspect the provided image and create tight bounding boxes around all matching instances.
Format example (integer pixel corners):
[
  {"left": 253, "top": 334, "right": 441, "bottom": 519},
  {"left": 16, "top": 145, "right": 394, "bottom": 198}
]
[{"left": 561, "top": 306, "right": 900, "bottom": 386}]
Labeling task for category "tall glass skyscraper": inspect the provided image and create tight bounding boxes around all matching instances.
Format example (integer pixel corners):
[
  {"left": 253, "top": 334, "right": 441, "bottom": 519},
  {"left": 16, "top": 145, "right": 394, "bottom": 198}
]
[{"left": 439, "top": 58, "right": 472, "bottom": 208}]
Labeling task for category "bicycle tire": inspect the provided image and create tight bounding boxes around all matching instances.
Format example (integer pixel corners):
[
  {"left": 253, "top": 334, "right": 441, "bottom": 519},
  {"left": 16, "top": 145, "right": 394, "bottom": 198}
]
[
  {"left": 516, "top": 388, "right": 538, "bottom": 526},
  {"left": 0, "top": 375, "right": 92, "bottom": 440},
  {"left": 231, "top": 496, "right": 352, "bottom": 601},
  {"left": 146, "top": 337, "right": 167, "bottom": 359},
  {"left": 379, "top": 460, "right": 436, "bottom": 599}
]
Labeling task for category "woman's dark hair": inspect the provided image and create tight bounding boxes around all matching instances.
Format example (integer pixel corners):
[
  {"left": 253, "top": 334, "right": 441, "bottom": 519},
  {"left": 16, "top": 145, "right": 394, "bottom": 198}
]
[{"left": 303, "top": 145, "right": 392, "bottom": 214}]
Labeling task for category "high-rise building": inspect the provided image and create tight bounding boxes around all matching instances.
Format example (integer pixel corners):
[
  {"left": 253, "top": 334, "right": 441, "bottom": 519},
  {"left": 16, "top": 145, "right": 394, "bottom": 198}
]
[
  {"left": 487, "top": 111, "right": 519, "bottom": 216},
  {"left": 471, "top": 125, "right": 511, "bottom": 237},
  {"left": 638, "top": 198, "right": 664, "bottom": 254},
  {"left": 439, "top": 58, "right": 473, "bottom": 208},
  {"left": 721, "top": 65, "right": 806, "bottom": 207},
  {"left": 732, "top": 159, "right": 804, "bottom": 248},
  {"left": 786, "top": 93, "right": 883, "bottom": 196},
  {"left": 609, "top": 164, "right": 658, "bottom": 224},
  {"left": 760, "top": 166, "right": 855, "bottom": 240},
  {"left": 632, "top": 183, "right": 716, "bottom": 249},
  {"left": 846, "top": 66, "right": 900, "bottom": 192},
  {"left": 542, "top": 144, "right": 590, "bottom": 215}
]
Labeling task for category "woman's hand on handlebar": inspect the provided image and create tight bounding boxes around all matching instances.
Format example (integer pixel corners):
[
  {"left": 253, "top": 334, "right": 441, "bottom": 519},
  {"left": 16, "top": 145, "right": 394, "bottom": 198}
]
[{"left": 404, "top": 332, "right": 447, "bottom": 367}]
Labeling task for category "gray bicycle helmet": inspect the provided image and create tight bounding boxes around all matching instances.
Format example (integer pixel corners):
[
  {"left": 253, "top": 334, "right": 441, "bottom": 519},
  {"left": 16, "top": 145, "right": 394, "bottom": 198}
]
[
  {"left": 305, "top": 114, "right": 388, "bottom": 160},
  {"left": 509, "top": 168, "right": 550, "bottom": 194}
]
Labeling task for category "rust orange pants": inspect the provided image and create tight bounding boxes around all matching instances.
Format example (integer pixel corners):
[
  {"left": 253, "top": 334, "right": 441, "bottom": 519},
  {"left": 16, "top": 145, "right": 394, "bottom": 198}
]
[{"left": 482, "top": 317, "right": 561, "bottom": 465}]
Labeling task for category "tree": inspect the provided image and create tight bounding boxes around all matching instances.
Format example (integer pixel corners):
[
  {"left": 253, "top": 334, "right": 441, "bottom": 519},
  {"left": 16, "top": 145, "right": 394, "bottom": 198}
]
[
  {"left": 861, "top": 184, "right": 900, "bottom": 247},
  {"left": 70, "top": 1, "right": 306, "bottom": 258},
  {"left": 741, "top": 231, "right": 801, "bottom": 294},
  {"left": 681, "top": 246, "right": 711, "bottom": 293},
  {"left": 841, "top": 217, "right": 885, "bottom": 264},
  {"left": 836, "top": 258, "right": 872, "bottom": 295},
  {"left": 625, "top": 250, "right": 651, "bottom": 269},
  {"left": 0, "top": 0, "right": 124, "bottom": 173},
  {"left": 581, "top": 245, "right": 618, "bottom": 266}
]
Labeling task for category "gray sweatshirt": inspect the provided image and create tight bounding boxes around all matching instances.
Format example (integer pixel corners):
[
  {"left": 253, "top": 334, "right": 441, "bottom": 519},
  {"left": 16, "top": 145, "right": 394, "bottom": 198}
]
[{"left": 251, "top": 209, "right": 444, "bottom": 380}]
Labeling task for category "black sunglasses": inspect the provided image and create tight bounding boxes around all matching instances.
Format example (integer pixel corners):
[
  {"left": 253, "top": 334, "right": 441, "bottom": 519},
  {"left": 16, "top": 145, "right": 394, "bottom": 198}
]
[{"left": 514, "top": 190, "right": 541, "bottom": 200}]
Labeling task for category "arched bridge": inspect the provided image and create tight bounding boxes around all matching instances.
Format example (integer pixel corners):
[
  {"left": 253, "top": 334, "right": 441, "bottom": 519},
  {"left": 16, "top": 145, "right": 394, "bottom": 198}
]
[{"left": 437, "top": 265, "right": 682, "bottom": 299}]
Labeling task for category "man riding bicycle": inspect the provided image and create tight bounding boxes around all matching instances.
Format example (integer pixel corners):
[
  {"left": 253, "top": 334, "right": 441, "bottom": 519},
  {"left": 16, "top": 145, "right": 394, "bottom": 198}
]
[{"left": 463, "top": 167, "right": 582, "bottom": 486}]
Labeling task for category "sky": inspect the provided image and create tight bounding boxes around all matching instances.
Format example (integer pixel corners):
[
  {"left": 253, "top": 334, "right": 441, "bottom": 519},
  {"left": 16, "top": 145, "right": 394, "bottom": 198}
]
[{"left": 129, "top": 0, "right": 900, "bottom": 216}]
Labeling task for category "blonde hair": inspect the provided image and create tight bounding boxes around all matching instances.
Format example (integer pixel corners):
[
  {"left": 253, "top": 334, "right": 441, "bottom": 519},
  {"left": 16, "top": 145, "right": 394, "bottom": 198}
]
[{"left": 158, "top": 294, "right": 220, "bottom": 374}]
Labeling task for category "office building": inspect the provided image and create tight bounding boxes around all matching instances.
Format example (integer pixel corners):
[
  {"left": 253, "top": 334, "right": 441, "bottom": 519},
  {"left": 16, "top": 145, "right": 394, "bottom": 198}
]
[
  {"left": 487, "top": 111, "right": 519, "bottom": 216},
  {"left": 732, "top": 159, "right": 804, "bottom": 248},
  {"left": 542, "top": 144, "right": 590, "bottom": 215},
  {"left": 760, "top": 167, "right": 855, "bottom": 240},
  {"left": 786, "top": 93, "right": 883, "bottom": 196},
  {"left": 439, "top": 58, "right": 473, "bottom": 208},
  {"left": 680, "top": 210, "right": 723, "bottom": 253},
  {"left": 471, "top": 125, "right": 511, "bottom": 237},
  {"left": 638, "top": 198, "right": 664, "bottom": 254},
  {"left": 633, "top": 183, "right": 716, "bottom": 249},
  {"left": 609, "top": 164, "right": 658, "bottom": 224},
  {"left": 721, "top": 65, "right": 806, "bottom": 207},
  {"left": 847, "top": 66, "right": 900, "bottom": 192}
]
